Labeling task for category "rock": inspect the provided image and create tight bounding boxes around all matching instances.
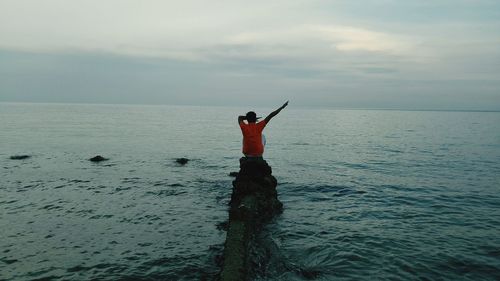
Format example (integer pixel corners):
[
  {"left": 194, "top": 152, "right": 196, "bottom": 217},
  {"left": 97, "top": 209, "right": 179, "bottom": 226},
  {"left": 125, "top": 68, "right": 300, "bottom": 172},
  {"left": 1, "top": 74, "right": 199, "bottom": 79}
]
[
  {"left": 9, "top": 155, "right": 31, "bottom": 160},
  {"left": 230, "top": 158, "right": 282, "bottom": 221},
  {"left": 176, "top": 158, "right": 189, "bottom": 165},
  {"left": 228, "top": 172, "right": 239, "bottom": 177},
  {"left": 219, "top": 157, "right": 282, "bottom": 281},
  {"left": 216, "top": 221, "right": 229, "bottom": 231},
  {"left": 89, "top": 155, "right": 108, "bottom": 162}
]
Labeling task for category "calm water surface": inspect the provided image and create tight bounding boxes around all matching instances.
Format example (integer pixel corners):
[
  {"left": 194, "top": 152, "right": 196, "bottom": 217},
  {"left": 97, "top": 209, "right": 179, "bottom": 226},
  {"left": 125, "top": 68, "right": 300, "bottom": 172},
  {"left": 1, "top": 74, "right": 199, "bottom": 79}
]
[{"left": 1, "top": 103, "right": 499, "bottom": 280}]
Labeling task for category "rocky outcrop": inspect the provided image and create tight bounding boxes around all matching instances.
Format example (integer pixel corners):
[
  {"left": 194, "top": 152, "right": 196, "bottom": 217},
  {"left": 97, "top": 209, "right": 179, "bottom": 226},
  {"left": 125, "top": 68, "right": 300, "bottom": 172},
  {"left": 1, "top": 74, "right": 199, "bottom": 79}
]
[
  {"left": 89, "top": 155, "right": 108, "bottom": 162},
  {"left": 176, "top": 158, "right": 189, "bottom": 165},
  {"left": 9, "top": 155, "right": 31, "bottom": 160},
  {"left": 219, "top": 157, "right": 282, "bottom": 281}
]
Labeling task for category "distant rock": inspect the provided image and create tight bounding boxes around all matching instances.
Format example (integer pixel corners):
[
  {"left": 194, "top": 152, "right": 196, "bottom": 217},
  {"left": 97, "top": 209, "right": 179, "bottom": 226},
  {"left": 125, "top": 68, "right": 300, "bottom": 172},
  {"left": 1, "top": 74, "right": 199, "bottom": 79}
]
[
  {"left": 89, "top": 155, "right": 108, "bottom": 162},
  {"left": 10, "top": 155, "right": 31, "bottom": 160},
  {"left": 176, "top": 158, "right": 189, "bottom": 165},
  {"left": 228, "top": 172, "right": 239, "bottom": 177}
]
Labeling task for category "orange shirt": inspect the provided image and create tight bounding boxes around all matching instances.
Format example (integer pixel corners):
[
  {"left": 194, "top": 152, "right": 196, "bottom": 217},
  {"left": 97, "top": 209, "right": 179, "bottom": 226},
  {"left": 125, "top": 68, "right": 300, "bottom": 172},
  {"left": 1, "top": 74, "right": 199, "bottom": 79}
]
[{"left": 239, "top": 120, "right": 267, "bottom": 156}]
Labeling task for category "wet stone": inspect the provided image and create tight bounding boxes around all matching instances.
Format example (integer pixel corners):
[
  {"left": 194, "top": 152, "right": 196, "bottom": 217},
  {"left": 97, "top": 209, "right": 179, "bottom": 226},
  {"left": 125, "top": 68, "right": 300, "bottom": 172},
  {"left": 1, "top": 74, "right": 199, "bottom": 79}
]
[
  {"left": 89, "top": 155, "right": 108, "bottom": 162},
  {"left": 9, "top": 155, "right": 31, "bottom": 160},
  {"left": 219, "top": 157, "right": 282, "bottom": 281},
  {"left": 176, "top": 158, "right": 189, "bottom": 165}
]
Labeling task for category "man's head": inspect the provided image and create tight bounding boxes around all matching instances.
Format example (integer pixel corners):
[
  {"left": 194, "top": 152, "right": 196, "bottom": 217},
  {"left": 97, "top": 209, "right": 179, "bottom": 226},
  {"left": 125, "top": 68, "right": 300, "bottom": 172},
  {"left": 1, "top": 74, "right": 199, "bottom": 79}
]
[{"left": 246, "top": 111, "right": 257, "bottom": 123}]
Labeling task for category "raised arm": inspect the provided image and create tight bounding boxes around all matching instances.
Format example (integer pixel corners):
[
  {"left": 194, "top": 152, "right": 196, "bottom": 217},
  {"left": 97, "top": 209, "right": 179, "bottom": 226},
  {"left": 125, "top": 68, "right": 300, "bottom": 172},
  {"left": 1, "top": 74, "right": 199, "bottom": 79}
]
[
  {"left": 238, "top": 115, "right": 246, "bottom": 124},
  {"left": 264, "top": 101, "right": 288, "bottom": 123}
]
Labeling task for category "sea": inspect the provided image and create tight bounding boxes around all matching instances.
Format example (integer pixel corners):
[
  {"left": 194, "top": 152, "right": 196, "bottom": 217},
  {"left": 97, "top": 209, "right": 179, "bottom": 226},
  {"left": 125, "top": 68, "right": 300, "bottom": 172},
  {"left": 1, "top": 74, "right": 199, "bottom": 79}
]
[{"left": 1, "top": 102, "right": 499, "bottom": 281}]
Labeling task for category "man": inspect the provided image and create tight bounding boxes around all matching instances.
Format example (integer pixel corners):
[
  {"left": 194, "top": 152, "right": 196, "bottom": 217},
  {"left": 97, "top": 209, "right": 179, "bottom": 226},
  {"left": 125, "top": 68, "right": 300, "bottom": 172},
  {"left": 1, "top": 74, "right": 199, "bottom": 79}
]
[{"left": 238, "top": 101, "right": 288, "bottom": 158}]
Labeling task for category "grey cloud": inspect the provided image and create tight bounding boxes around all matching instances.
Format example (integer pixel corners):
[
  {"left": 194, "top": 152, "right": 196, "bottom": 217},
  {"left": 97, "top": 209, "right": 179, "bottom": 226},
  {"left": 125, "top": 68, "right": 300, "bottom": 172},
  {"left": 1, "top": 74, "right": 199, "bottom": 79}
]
[{"left": 0, "top": 1, "right": 499, "bottom": 110}]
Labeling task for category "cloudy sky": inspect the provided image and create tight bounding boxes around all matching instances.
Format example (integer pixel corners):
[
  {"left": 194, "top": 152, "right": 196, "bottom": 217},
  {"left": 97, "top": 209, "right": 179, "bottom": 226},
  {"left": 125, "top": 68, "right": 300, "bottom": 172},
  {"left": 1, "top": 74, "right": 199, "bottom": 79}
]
[{"left": 1, "top": 0, "right": 499, "bottom": 109}]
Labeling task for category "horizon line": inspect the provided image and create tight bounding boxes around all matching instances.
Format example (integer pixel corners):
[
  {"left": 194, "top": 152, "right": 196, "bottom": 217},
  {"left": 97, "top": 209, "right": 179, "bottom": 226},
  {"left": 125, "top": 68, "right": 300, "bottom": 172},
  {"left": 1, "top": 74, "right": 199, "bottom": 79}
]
[{"left": 1, "top": 101, "right": 499, "bottom": 113}]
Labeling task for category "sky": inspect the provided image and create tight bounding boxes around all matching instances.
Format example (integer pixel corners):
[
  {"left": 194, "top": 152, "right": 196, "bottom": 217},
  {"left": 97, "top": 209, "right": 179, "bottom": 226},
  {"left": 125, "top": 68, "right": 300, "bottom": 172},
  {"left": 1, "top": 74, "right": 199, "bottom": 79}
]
[{"left": 1, "top": 0, "right": 500, "bottom": 110}]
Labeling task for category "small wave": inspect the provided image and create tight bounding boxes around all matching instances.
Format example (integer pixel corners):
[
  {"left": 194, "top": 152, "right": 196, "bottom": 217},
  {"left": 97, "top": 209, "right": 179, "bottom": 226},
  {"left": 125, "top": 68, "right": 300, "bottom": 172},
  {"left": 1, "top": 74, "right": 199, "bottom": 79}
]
[
  {"left": 342, "top": 162, "right": 370, "bottom": 170},
  {"left": 40, "top": 204, "right": 63, "bottom": 211},
  {"left": 146, "top": 189, "right": 187, "bottom": 197},
  {"left": 292, "top": 185, "right": 366, "bottom": 199},
  {"left": 152, "top": 181, "right": 168, "bottom": 186},
  {"left": 384, "top": 148, "right": 403, "bottom": 153},
  {"left": 332, "top": 189, "right": 366, "bottom": 197},
  {"left": 486, "top": 249, "right": 500, "bottom": 257},
  {"left": 1, "top": 258, "right": 18, "bottom": 265},
  {"left": 297, "top": 185, "right": 346, "bottom": 193},
  {"left": 114, "top": 186, "right": 133, "bottom": 192},
  {"left": 0, "top": 199, "right": 18, "bottom": 204},
  {"left": 70, "top": 209, "right": 95, "bottom": 217},
  {"left": 67, "top": 265, "right": 88, "bottom": 273},
  {"left": 89, "top": 214, "right": 114, "bottom": 219},
  {"left": 437, "top": 256, "right": 500, "bottom": 276},
  {"left": 309, "top": 196, "right": 332, "bottom": 202},
  {"left": 68, "top": 179, "right": 91, "bottom": 183},
  {"left": 384, "top": 135, "right": 401, "bottom": 139},
  {"left": 121, "top": 177, "right": 142, "bottom": 183},
  {"left": 291, "top": 142, "right": 311, "bottom": 146}
]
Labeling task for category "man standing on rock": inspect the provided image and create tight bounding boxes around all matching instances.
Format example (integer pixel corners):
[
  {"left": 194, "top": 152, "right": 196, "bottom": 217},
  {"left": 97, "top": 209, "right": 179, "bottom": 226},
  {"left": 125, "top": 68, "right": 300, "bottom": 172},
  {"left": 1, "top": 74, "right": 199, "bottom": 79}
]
[{"left": 238, "top": 101, "right": 288, "bottom": 158}]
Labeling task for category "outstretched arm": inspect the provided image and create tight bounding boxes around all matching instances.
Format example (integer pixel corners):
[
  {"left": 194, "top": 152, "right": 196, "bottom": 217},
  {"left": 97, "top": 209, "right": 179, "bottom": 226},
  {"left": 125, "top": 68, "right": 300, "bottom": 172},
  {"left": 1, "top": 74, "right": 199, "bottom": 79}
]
[
  {"left": 264, "top": 101, "right": 289, "bottom": 123},
  {"left": 238, "top": 115, "right": 246, "bottom": 124}
]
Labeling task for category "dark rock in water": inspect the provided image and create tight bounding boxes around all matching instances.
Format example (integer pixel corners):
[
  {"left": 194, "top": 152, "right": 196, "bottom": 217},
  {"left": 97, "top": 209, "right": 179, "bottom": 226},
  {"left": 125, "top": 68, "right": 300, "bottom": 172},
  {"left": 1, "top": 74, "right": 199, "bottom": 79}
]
[
  {"left": 219, "top": 157, "right": 282, "bottom": 281},
  {"left": 89, "top": 155, "right": 108, "bottom": 162},
  {"left": 228, "top": 172, "right": 239, "bottom": 177},
  {"left": 10, "top": 155, "right": 31, "bottom": 160},
  {"left": 230, "top": 157, "right": 282, "bottom": 222},
  {"left": 176, "top": 158, "right": 189, "bottom": 165}
]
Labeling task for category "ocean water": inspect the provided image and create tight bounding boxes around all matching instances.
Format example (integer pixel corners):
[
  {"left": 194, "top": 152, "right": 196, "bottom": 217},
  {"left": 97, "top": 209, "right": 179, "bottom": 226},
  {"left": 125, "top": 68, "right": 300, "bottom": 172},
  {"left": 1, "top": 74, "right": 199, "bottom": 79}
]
[{"left": 1, "top": 102, "right": 499, "bottom": 281}]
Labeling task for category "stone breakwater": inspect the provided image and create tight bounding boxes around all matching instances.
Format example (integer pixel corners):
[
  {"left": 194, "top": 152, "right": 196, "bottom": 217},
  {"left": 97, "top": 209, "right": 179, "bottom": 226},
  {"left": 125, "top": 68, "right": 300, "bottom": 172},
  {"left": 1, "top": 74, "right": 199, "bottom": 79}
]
[{"left": 219, "top": 157, "right": 283, "bottom": 281}]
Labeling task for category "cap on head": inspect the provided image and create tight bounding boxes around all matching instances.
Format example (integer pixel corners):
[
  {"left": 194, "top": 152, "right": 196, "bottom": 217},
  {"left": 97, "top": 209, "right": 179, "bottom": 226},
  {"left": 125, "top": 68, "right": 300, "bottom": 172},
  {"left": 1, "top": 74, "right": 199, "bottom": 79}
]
[{"left": 246, "top": 111, "right": 257, "bottom": 123}]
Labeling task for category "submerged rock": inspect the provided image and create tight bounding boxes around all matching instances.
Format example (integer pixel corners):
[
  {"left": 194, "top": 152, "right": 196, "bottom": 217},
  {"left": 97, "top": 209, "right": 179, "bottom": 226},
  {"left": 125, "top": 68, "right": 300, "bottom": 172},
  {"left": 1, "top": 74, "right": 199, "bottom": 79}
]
[
  {"left": 219, "top": 157, "right": 282, "bottom": 281},
  {"left": 228, "top": 172, "right": 239, "bottom": 177},
  {"left": 89, "top": 155, "right": 108, "bottom": 162},
  {"left": 10, "top": 155, "right": 31, "bottom": 160},
  {"left": 176, "top": 158, "right": 189, "bottom": 165}
]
